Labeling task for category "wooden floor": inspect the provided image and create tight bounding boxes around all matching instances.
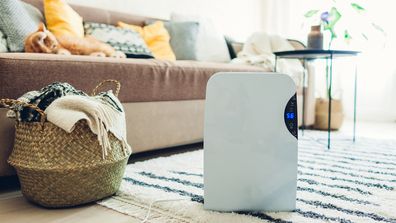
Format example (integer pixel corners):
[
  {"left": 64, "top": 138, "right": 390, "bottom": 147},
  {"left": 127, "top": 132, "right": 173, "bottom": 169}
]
[
  {"left": 0, "top": 143, "right": 202, "bottom": 223},
  {"left": 1, "top": 193, "right": 137, "bottom": 223},
  {"left": 0, "top": 121, "right": 395, "bottom": 223}
]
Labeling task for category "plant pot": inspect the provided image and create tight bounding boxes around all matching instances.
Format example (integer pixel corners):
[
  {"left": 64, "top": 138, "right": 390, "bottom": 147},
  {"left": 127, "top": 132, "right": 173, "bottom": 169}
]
[{"left": 314, "top": 98, "right": 344, "bottom": 130}]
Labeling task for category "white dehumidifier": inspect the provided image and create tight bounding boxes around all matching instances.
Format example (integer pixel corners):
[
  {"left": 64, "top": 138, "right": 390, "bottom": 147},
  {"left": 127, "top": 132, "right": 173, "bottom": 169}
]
[{"left": 204, "top": 72, "right": 298, "bottom": 212}]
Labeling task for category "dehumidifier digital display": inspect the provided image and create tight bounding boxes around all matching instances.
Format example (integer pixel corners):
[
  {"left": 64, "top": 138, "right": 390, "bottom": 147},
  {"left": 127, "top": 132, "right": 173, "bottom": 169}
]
[
  {"left": 284, "top": 94, "right": 298, "bottom": 139},
  {"left": 286, "top": 112, "right": 295, "bottom": 119}
]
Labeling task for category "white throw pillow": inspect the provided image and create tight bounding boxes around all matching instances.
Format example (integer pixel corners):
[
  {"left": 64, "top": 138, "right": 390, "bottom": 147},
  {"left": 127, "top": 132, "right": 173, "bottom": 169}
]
[{"left": 171, "top": 13, "right": 230, "bottom": 63}]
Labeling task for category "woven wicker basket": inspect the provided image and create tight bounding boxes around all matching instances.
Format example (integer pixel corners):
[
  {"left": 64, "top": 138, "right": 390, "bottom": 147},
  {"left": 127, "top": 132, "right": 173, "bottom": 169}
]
[{"left": 0, "top": 80, "right": 131, "bottom": 208}]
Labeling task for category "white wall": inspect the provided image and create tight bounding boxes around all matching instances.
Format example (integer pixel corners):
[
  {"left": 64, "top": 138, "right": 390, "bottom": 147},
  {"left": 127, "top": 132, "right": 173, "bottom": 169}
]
[
  {"left": 261, "top": 0, "right": 396, "bottom": 122},
  {"left": 66, "top": 0, "right": 265, "bottom": 42}
]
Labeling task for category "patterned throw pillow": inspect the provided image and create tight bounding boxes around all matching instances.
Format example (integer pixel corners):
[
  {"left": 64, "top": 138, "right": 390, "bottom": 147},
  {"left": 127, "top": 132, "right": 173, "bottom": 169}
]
[
  {"left": 84, "top": 22, "right": 153, "bottom": 59},
  {"left": 0, "top": 0, "right": 38, "bottom": 52}
]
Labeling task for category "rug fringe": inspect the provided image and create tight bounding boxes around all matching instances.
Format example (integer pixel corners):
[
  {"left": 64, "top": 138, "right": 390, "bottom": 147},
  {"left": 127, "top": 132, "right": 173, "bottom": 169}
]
[{"left": 99, "top": 196, "right": 193, "bottom": 223}]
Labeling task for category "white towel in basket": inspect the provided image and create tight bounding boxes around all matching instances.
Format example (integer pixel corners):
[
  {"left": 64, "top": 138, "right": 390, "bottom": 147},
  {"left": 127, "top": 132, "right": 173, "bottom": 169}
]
[{"left": 45, "top": 91, "right": 132, "bottom": 158}]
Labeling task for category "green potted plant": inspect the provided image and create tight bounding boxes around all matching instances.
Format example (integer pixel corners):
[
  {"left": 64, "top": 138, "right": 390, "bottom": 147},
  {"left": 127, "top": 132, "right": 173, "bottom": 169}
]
[
  {"left": 304, "top": 1, "right": 385, "bottom": 130},
  {"left": 304, "top": 1, "right": 385, "bottom": 49}
]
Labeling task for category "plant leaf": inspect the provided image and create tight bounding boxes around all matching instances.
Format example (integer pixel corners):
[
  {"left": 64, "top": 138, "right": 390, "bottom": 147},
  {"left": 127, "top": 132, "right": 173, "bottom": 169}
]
[
  {"left": 351, "top": 3, "right": 365, "bottom": 12},
  {"left": 326, "top": 7, "right": 341, "bottom": 29},
  {"left": 372, "top": 23, "right": 386, "bottom": 35},
  {"left": 323, "top": 7, "right": 341, "bottom": 39},
  {"left": 304, "top": 10, "right": 319, "bottom": 18},
  {"left": 344, "top": 30, "right": 352, "bottom": 44},
  {"left": 344, "top": 30, "right": 352, "bottom": 40}
]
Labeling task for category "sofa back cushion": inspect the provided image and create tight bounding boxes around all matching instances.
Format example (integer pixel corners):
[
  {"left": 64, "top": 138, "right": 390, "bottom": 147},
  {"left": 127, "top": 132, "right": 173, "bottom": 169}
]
[{"left": 22, "top": 0, "right": 155, "bottom": 26}]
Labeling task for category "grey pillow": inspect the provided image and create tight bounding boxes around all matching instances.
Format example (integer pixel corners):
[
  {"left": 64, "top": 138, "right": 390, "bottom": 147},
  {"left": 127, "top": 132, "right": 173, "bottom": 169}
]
[
  {"left": 84, "top": 22, "right": 154, "bottom": 59},
  {"left": 0, "top": 0, "right": 38, "bottom": 52},
  {"left": 22, "top": 2, "right": 45, "bottom": 28},
  {"left": 0, "top": 30, "right": 8, "bottom": 52},
  {"left": 164, "top": 22, "right": 199, "bottom": 60}
]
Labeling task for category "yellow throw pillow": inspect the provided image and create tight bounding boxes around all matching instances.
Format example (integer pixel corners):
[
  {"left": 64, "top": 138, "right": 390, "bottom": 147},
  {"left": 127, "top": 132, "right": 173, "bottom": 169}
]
[
  {"left": 44, "top": 0, "right": 84, "bottom": 38},
  {"left": 118, "top": 21, "right": 176, "bottom": 60}
]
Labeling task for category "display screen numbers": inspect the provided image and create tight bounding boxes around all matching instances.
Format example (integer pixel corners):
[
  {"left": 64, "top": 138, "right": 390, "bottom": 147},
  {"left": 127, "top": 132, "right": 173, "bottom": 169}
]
[{"left": 286, "top": 112, "right": 295, "bottom": 119}]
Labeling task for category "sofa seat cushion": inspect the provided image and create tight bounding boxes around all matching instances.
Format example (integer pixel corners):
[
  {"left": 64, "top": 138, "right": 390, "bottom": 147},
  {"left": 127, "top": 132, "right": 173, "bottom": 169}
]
[{"left": 0, "top": 53, "right": 267, "bottom": 102}]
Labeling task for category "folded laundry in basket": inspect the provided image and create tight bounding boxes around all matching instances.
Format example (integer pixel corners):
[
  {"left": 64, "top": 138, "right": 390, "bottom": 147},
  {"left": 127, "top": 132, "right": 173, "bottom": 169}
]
[
  {"left": 7, "top": 82, "right": 87, "bottom": 122},
  {"left": 45, "top": 91, "right": 132, "bottom": 158}
]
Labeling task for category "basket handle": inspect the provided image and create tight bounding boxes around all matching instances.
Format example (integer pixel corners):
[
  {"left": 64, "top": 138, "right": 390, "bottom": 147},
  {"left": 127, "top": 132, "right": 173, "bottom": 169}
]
[
  {"left": 92, "top": 79, "right": 121, "bottom": 97},
  {"left": 0, "top": 98, "right": 46, "bottom": 126}
]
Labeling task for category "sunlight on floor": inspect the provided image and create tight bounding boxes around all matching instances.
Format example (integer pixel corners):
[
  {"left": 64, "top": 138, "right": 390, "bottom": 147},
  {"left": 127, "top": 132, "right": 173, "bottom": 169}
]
[{"left": 340, "top": 119, "right": 396, "bottom": 140}]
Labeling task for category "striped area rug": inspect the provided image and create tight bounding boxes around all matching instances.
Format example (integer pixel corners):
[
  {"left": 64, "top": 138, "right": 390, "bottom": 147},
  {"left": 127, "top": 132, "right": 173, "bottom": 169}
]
[{"left": 98, "top": 131, "right": 396, "bottom": 223}]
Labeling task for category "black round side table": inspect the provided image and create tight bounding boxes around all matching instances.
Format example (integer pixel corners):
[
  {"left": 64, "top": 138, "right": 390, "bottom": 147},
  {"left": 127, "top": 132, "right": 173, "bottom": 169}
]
[{"left": 274, "top": 49, "right": 360, "bottom": 149}]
